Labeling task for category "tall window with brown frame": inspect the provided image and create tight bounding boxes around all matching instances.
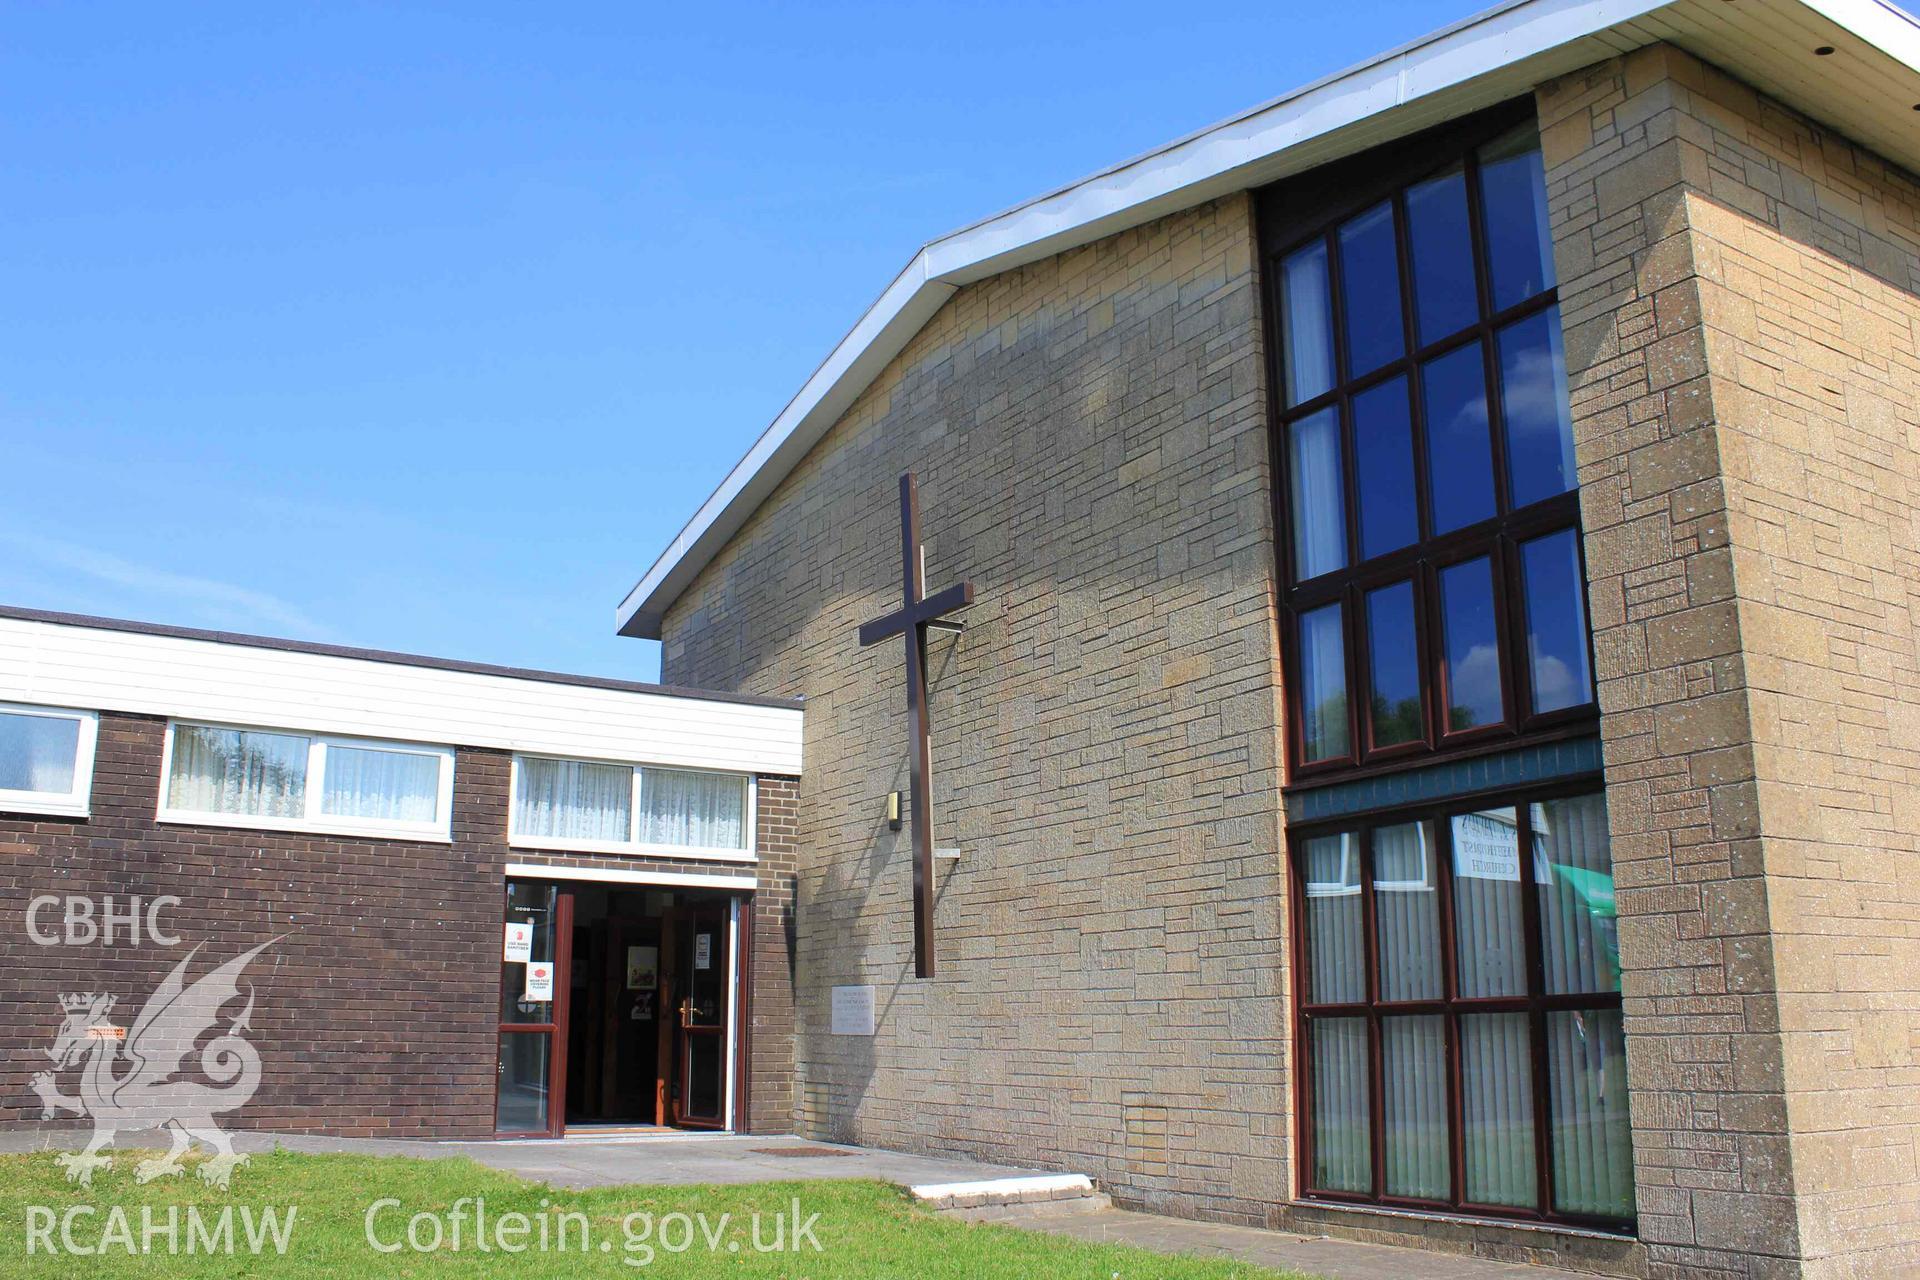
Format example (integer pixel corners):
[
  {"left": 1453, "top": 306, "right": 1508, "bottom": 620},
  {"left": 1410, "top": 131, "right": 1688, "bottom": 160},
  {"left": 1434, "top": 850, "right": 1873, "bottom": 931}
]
[
  {"left": 1269, "top": 112, "right": 1596, "bottom": 777},
  {"left": 1263, "top": 107, "right": 1632, "bottom": 1231}
]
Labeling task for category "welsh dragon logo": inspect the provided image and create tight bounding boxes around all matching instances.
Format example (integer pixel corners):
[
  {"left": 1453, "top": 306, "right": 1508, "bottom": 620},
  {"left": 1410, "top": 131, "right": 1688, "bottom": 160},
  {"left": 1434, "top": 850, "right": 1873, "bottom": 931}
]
[{"left": 31, "top": 940, "right": 274, "bottom": 1189}]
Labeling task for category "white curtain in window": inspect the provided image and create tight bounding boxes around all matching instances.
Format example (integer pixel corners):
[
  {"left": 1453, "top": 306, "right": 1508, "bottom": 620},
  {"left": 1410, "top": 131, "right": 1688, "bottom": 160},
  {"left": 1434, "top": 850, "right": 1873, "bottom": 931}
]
[
  {"left": 168, "top": 725, "right": 307, "bottom": 818},
  {"left": 638, "top": 768, "right": 745, "bottom": 850},
  {"left": 1312, "top": 1017, "right": 1371, "bottom": 1192},
  {"left": 322, "top": 746, "right": 440, "bottom": 823},
  {"left": 0, "top": 712, "right": 79, "bottom": 793},
  {"left": 1548, "top": 1008, "right": 1635, "bottom": 1218},
  {"left": 1282, "top": 242, "right": 1335, "bottom": 406},
  {"left": 1532, "top": 793, "right": 1618, "bottom": 994},
  {"left": 515, "top": 758, "right": 631, "bottom": 841},
  {"left": 1462, "top": 1012, "right": 1537, "bottom": 1207},
  {"left": 1289, "top": 407, "right": 1346, "bottom": 580},
  {"left": 1383, "top": 1015, "right": 1449, "bottom": 1199}
]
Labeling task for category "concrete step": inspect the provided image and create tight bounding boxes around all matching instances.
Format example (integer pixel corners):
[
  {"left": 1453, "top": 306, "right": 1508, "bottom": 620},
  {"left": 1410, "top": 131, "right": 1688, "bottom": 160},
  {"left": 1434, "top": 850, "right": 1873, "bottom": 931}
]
[
  {"left": 948, "top": 1195, "right": 1118, "bottom": 1223},
  {"left": 909, "top": 1173, "right": 1106, "bottom": 1211}
]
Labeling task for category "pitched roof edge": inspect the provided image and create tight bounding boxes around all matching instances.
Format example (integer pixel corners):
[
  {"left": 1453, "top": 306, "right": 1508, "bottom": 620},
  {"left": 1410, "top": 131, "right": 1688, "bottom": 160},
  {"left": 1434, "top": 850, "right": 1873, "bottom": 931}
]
[{"left": 616, "top": 0, "right": 1916, "bottom": 640}]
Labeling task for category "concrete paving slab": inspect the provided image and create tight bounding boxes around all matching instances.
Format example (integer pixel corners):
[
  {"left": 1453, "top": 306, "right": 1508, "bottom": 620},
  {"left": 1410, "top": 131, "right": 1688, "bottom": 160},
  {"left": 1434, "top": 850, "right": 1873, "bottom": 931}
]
[
  {"left": 952, "top": 1200, "right": 1600, "bottom": 1280},
  {"left": 0, "top": 1128, "right": 1051, "bottom": 1191}
]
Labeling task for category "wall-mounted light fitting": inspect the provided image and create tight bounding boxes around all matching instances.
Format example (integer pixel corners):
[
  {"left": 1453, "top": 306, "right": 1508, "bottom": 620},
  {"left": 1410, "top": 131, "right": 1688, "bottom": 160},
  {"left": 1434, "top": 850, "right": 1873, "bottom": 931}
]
[{"left": 886, "top": 790, "right": 902, "bottom": 831}]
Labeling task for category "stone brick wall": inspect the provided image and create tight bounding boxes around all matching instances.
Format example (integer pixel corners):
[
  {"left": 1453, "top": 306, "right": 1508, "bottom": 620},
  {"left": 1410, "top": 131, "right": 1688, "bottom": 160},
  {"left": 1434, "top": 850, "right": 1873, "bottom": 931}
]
[
  {"left": 0, "top": 711, "right": 801, "bottom": 1139},
  {"left": 1540, "top": 42, "right": 1920, "bottom": 1280},
  {"left": 662, "top": 194, "right": 1291, "bottom": 1220}
]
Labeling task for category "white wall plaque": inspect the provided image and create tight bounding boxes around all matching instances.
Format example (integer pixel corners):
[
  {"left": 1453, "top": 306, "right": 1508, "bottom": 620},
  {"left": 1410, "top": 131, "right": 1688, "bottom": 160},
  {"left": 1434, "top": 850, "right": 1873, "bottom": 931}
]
[
  {"left": 830, "top": 984, "right": 876, "bottom": 1036},
  {"left": 1452, "top": 810, "right": 1521, "bottom": 882}
]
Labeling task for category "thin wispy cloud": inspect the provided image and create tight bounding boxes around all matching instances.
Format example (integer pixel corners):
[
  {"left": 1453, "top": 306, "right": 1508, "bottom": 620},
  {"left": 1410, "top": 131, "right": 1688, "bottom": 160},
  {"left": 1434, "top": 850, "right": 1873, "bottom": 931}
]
[{"left": 0, "top": 532, "right": 336, "bottom": 640}]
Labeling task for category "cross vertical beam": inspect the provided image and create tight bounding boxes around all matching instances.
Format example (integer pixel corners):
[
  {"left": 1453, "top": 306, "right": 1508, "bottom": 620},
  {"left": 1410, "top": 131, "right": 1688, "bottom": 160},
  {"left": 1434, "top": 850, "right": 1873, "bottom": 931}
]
[{"left": 856, "top": 472, "right": 973, "bottom": 978}]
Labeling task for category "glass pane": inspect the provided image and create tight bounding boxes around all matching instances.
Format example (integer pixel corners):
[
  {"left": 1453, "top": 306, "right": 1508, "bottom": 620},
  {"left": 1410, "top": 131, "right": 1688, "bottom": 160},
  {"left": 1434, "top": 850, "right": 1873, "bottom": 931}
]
[
  {"left": 320, "top": 745, "right": 441, "bottom": 824},
  {"left": 1288, "top": 407, "right": 1346, "bottom": 580},
  {"left": 501, "top": 881, "right": 558, "bottom": 1024},
  {"left": 167, "top": 724, "right": 308, "bottom": 818},
  {"left": 1439, "top": 557, "right": 1503, "bottom": 731},
  {"left": 1366, "top": 582, "right": 1422, "bottom": 749},
  {"left": 1337, "top": 201, "right": 1404, "bottom": 378},
  {"left": 1498, "top": 307, "right": 1576, "bottom": 507},
  {"left": 1420, "top": 343, "right": 1496, "bottom": 533},
  {"left": 639, "top": 768, "right": 746, "bottom": 849},
  {"left": 515, "top": 757, "right": 632, "bottom": 842},
  {"left": 1451, "top": 807, "right": 1526, "bottom": 998},
  {"left": 0, "top": 712, "right": 80, "bottom": 794},
  {"left": 1374, "top": 820, "right": 1441, "bottom": 1001},
  {"left": 1548, "top": 1009, "right": 1635, "bottom": 1218},
  {"left": 686, "top": 1034, "right": 724, "bottom": 1121},
  {"left": 1282, "top": 241, "right": 1336, "bottom": 407},
  {"left": 1353, "top": 377, "right": 1417, "bottom": 560},
  {"left": 1478, "top": 123, "right": 1556, "bottom": 311},
  {"left": 1461, "top": 1012, "right": 1537, "bottom": 1207},
  {"left": 1521, "top": 528, "right": 1594, "bottom": 714},
  {"left": 683, "top": 916, "right": 728, "bottom": 1027},
  {"left": 495, "top": 1032, "right": 551, "bottom": 1132},
  {"left": 1406, "top": 164, "right": 1478, "bottom": 345},
  {"left": 1299, "top": 602, "right": 1350, "bottom": 762},
  {"left": 1303, "top": 833, "right": 1363, "bottom": 1004},
  {"left": 1311, "top": 1017, "right": 1372, "bottom": 1192},
  {"left": 1532, "top": 793, "right": 1619, "bottom": 994},
  {"left": 1383, "top": 1015, "right": 1449, "bottom": 1199}
]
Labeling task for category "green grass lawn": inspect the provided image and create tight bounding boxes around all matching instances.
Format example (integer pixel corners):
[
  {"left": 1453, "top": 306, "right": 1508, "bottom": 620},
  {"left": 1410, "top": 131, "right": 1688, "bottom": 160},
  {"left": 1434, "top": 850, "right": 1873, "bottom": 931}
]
[{"left": 0, "top": 1147, "right": 1315, "bottom": 1279}]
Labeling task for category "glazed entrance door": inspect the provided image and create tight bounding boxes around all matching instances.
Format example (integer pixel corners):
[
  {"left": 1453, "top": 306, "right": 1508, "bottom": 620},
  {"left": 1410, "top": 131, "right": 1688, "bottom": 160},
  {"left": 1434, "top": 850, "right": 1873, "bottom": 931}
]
[
  {"left": 668, "top": 903, "right": 729, "bottom": 1129},
  {"left": 602, "top": 917, "right": 665, "bottom": 1124},
  {"left": 496, "top": 881, "right": 572, "bottom": 1137}
]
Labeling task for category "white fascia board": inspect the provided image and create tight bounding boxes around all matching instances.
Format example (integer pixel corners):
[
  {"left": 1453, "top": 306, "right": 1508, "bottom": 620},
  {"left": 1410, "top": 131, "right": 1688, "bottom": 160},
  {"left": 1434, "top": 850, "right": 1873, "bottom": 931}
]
[
  {"left": 622, "top": 0, "right": 1915, "bottom": 641},
  {"left": 1805, "top": 0, "right": 1920, "bottom": 63}
]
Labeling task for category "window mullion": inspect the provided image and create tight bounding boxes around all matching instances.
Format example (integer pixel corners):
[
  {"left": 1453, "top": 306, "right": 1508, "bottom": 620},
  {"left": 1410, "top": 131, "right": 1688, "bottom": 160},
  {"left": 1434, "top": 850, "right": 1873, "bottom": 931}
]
[
  {"left": 1358, "top": 823, "right": 1387, "bottom": 1201},
  {"left": 1516, "top": 802, "right": 1556, "bottom": 1216},
  {"left": 304, "top": 739, "right": 325, "bottom": 824},
  {"left": 628, "top": 766, "right": 643, "bottom": 845}
]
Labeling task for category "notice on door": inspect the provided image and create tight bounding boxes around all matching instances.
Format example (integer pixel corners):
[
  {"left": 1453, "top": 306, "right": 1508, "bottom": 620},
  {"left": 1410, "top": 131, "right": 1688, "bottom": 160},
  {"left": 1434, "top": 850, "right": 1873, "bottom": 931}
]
[
  {"left": 524, "top": 961, "right": 555, "bottom": 1002},
  {"left": 503, "top": 921, "right": 533, "bottom": 963},
  {"left": 694, "top": 933, "right": 712, "bottom": 971},
  {"left": 830, "top": 984, "right": 876, "bottom": 1036}
]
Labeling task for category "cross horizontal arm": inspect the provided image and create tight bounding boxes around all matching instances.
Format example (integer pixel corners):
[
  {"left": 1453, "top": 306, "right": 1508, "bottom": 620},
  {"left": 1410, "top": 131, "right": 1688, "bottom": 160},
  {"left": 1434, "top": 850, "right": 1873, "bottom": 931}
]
[
  {"left": 858, "top": 608, "right": 913, "bottom": 647},
  {"left": 856, "top": 581, "right": 975, "bottom": 647}
]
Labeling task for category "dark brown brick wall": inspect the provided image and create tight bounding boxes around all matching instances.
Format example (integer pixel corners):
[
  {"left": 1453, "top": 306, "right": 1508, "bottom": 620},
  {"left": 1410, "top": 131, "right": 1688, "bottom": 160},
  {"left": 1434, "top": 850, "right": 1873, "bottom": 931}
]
[
  {"left": 747, "top": 775, "right": 799, "bottom": 1134},
  {"left": 0, "top": 710, "right": 799, "bottom": 1139}
]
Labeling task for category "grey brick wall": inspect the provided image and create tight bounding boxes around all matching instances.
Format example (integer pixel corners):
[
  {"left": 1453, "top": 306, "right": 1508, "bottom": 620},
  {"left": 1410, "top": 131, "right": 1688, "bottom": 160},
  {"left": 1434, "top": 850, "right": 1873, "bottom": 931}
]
[
  {"left": 661, "top": 194, "right": 1293, "bottom": 1222},
  {"left": 1541, "top": 42, "right": 1920, "bottom": 1280}
]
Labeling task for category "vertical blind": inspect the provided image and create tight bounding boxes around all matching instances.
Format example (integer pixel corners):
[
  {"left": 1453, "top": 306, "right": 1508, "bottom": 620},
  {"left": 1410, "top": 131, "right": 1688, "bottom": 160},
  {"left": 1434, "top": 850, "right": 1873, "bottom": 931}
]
[
  {"left": 1311, "top": 1018, "right": 1370, "bottom": 1192},
  {"left": 1299, "top": 789, "right": 1631, "bottom": 1222}
]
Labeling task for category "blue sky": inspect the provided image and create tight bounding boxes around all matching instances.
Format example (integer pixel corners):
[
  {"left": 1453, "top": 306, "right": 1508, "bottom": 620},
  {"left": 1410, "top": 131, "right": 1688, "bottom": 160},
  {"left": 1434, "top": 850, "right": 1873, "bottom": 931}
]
[{"left": 3, "top": 1, "right": 1469, "bottom": 682}]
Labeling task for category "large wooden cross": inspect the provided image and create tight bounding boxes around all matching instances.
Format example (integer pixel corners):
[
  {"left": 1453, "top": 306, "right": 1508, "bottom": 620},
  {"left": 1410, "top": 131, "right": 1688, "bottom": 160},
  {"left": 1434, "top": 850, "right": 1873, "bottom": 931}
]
[{"left": 856, "top": 472, "right": 973, "bottom": 978}]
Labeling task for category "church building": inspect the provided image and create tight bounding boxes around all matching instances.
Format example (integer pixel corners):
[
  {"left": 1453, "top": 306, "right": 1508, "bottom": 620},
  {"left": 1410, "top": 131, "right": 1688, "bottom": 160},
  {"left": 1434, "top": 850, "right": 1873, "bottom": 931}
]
[{"left": 612, "top": 1, "right": 1920, "bottom": 1277}]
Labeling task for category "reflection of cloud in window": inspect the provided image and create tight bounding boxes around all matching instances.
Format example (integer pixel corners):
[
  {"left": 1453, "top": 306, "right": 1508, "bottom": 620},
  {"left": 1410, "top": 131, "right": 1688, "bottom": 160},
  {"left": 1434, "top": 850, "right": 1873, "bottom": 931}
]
[
  {"left": 1451, "top": 642, "right": 1502, "bottom": 718},
  {"left": 1531, "top": 653, "right": 1576, "bottom": 710}
]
